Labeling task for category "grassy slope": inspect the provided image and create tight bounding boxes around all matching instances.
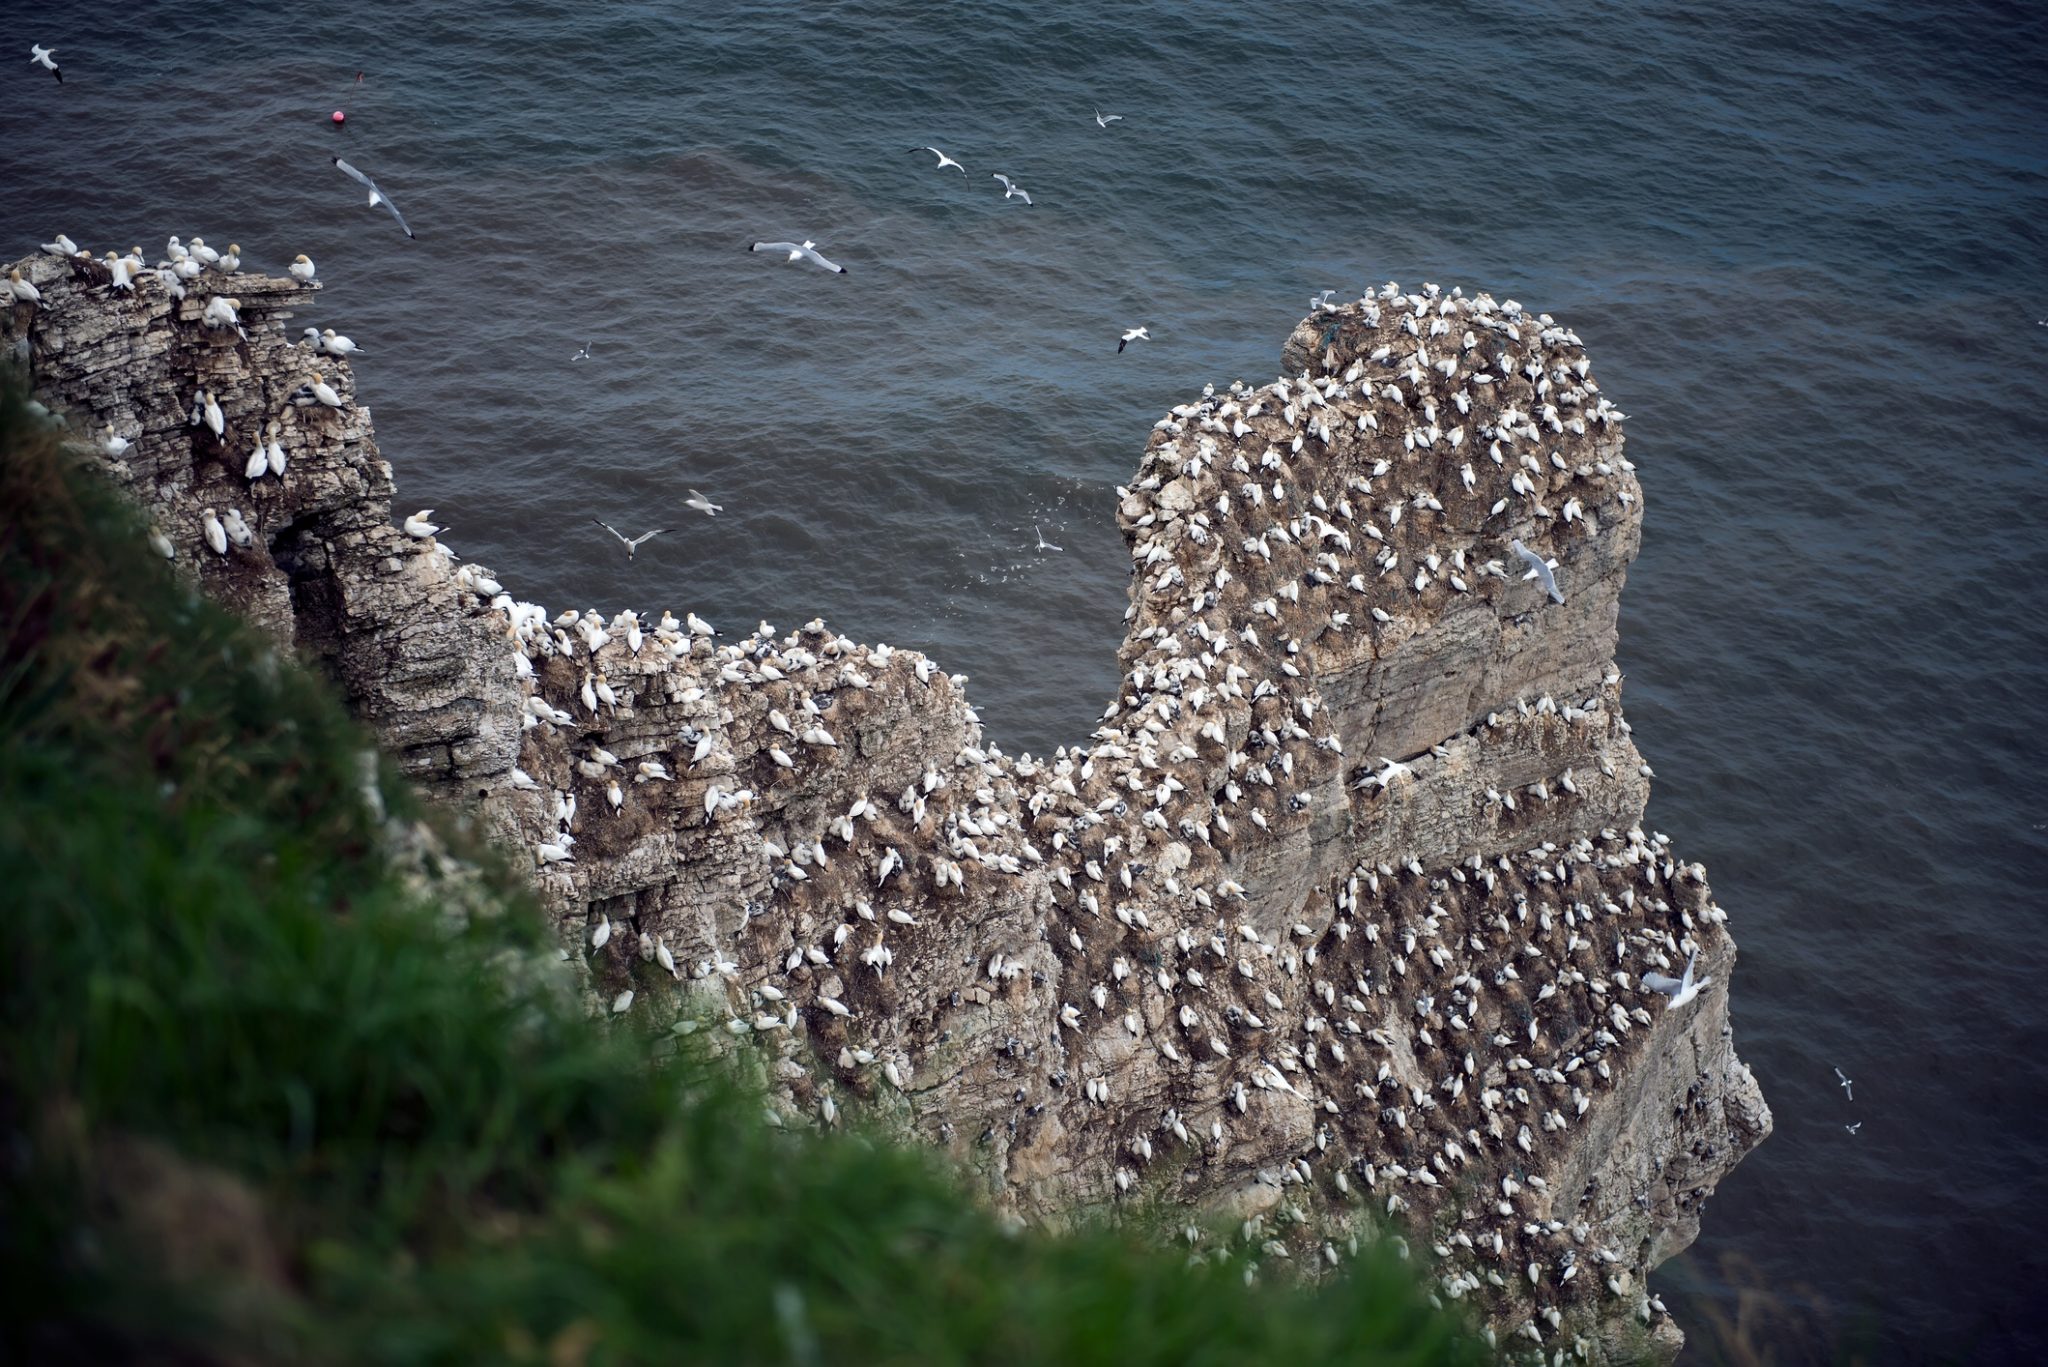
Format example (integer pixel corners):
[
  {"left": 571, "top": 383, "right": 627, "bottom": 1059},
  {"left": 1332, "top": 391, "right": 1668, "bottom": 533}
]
[{"left": 0, "top": 387, "right": 1493, "bottom": 1366}]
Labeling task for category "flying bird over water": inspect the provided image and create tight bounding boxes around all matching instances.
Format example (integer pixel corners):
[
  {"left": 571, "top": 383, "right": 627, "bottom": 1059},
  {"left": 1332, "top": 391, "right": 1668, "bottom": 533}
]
[
  {"left": 912, "top": 145, "right": 965, "bottom": 173},
  {"left": 1094, "top": 108, "right": 1121, "bottom": 127},
  {"left": 684, "top": 489, "right": 722, "bottom": 517},
  {"left": 593, "top": 519, "right": 669, "bottom": 560},
  {"left": 991, "top": 173, "right": 1032, "bottom": 205},
  {"left": 332, "top": 156, "right": 415, "bottom": 238},
  {"left": 1640, "top": 948, "right": 1711, "bottom": 1010},
  {"left": 1118, "top": 326, "right": 1149, "bottom": 353},
  {"left": 1510, "top": 537, "right": 1564, "bottom": 604},
  {"left": 1834, "top": 1066, "right": 1854, "bottom": 1101},
  {"left": 30, "top": 45, "right": 60, "bottom": 83},
  {"left": 1034, "top": 525, "right": 1062, "bottom": 552},
  {"left": 570, "top": 341, "right": 593, "bottom": 361},
  {"left": 748, "top": 239, "right": 847, "bottom": 274}
]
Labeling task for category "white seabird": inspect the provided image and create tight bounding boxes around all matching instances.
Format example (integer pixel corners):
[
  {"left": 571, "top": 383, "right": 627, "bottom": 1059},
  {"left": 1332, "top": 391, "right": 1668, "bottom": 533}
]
[
  {"left": 333, "top": 156, "right": 416, "bottom": 238},
  {"left": 991, "top": 173, "right": 1032, "bottom": 205},
  {"left": 189, "top": 237, "right": 219, "bottom": 267},
  {"left": 41, "top": 233, "right": 78, "bottom": 256},
  {"left": 201, "top": 508, "right": 228, "bottom": 556},
  {"left": 685, "top": 489, "right": 721, "bottom": 517},
  {"left": 1118, "top": 326, "right": 1149, "bottom": 353},
  {"left": 1510, "top": 538, "right": 1564, "bottom": 605},
  {"left": 29, "top": 44, "right": 60, "bottom": 83},
  {"left": 1834, "top": 1066, "right": 1854, "bottom": 1101},
  {"left": 320, "top": 327, "right": 363, "bottom": 357},
  {"left": 309, "top": 372, "right": 345, "bottom": 408},
  {"left": 748, "top": 239, "right": 847, "bottom": 274},
  {"left": 201, "top": 390, "right": 225, "bottom": 437},
  {"left": 213, "top": 243, "right": 241, "bottom": 273},
  {"left": 1093, "top": 107, "right": 1122, "bottom": 127},
  {"left": 1641, "top": 948, "right": 1711, "bottom": 1010},
  {"left": 593, "top": 519, "right": 669, "bottom": 560},
  {"left": 201, "top": 295, "right": 241, "bottom": 330},
  {"left": 912, "top": 145, "right": 965, "bottom": 173},
  {"left": 570, "top": 341, "right": 593, "bottom": 361},
  {"left": 289, "top": 253, "right": 317, "bottom": 284},
  {"left": 402, "top": 509, "right": 440, "bottom": 539},
  {"left": 244, "top": 434, "right": 269, "bottom": 480},
  {"left": 1034, "top": 524, "right": 1062, "bottom": 552},
  {"left": 7, "top": 267, "right": 41, "bottom": 306}
]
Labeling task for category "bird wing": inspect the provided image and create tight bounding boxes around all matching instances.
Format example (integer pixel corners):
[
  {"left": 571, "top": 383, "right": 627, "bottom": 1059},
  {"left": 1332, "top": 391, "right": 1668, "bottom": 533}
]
[
  {"left": 1640, "top": 972, "right": 1683, "bottom": 996},
  {"left": 992, "top": 174, "right": 1012, "bottom": 190},
  {"left": 628, "top": 529, "right": 670, "bottom": 548},
  {"left": 751, "top": 241, "right": 801, "bottom": 255},
  {"left": 799, "top": 244, "right": 845, "bottom": 273},
  {"left": 334, "top": 156, "right": 375, "bottom": 191},
  {"left": 378, "top": 192, "right": 415, "bottom": 238},
  {"left": 592, "top": 518, "right": 630, "bottom": 546},
  {"left": 1014, "top": 188, "right": 1032, "bottom": 205}
]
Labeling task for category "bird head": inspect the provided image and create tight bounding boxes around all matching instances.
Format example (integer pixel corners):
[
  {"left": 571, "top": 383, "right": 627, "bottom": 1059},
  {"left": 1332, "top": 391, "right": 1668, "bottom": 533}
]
[{"left": 294, "top": 254, "right": 310, "bottom": 264}]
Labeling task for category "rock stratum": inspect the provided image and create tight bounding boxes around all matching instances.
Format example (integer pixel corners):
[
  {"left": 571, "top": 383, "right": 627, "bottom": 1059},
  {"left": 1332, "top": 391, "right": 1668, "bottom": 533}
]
[{"left": 7, "top": 252, "right": 1769, "bottom": 1362}]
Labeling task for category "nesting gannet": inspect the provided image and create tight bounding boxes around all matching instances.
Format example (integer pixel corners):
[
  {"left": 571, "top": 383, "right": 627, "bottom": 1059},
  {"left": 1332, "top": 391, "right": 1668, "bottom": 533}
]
[
  {"left": 592, "top": 519, "right": 669, "bottom": 560},
  {"left": 912, "top": 145, "right": 966, "bottom": 173},
  {"left": 100, "top": 424, "right": 130, "bottom": 456},
  {"left": 1641, "top": 949, "right": 1710, "bottom": 1010},
  {"left": 1093, "top": 108, "right": 1122, "bottom": 127},
  {"left": 221, "top": 508, "right": 254, "bottom": 548},
  {"left": 1834, "top": 1066, "right": 1854, "bottom": 1101},
  {"left": 1509, "top": 538, "right": 1564, "bottom": 605},
  {"left": 214, "top": 243, "right": 241, "bottom": 273},
  {"left": 309, "top": 372, "right": 345, "bottom": 408},
  {"left": 1118, "top": 326, "right": 1149, "bottom": 353},
  {"left": 289, "top": 253, "right": 316, "bottom": 283},
  {"left": 201, "top": 295, "right": 241, "bottom": 330},
  {"left": 201, "top": 390, "right": 225, "bottom": 437},
  {"left": 104, "top": 252, "right": 142, "bottom": 291},
  {"left": 748, "top": 239, "right": 847, "bottom": 274},
  {"left": 244, "top": 434, "right": 270, "bottom": 480},
  {"left": 41, "top": 233, "right": 78, "bottom": 256},
  {"left": 991, "top": 173, "right": 1032, "bottom": 205},
  {"left": 201, "top": 508, "right": 228, "bottom": 556},
  {"left": 332, "top": 156, "right": 416, "bottom": 238},
  {"left": 188, "top": 237, "right": 219, "bottom": 267},
  {"left": 402, "top": 509, "right": 440, "bottom": 539},
  {"left": 7, "top": 268, "right": 40, "bottom": 305},
  {"left": 1034, "top": 524, "right": 1062, "bottom": 552},
  {"left": 319, "top": 327, "right": 363, "bottom": 357},
  {"left": 684, "top": 489, "right": 721, "bottom": 517},
  {"left": 265, "top": 421, "right": 286, "bottom": 476},
  {"left": 29, "top": 44, "right": 60, "bottom": 83}
]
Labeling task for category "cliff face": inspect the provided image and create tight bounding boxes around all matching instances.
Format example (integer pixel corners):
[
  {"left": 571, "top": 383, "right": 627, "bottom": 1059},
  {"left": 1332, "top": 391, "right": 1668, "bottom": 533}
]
[{"left": 8, "top": 253, "right": 1769, "bottom": 1360}]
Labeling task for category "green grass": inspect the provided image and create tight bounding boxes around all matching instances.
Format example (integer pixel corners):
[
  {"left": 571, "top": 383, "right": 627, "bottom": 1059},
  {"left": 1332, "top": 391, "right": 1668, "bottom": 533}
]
[{"left": 0, "top": 384, "right": 1494, "bottom": 1366}]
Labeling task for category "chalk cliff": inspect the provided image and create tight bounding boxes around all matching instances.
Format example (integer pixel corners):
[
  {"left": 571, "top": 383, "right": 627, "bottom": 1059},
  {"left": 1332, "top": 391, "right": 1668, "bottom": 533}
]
[{"left": 6, "top": 253, "right": 1769, "bottom": 1361}]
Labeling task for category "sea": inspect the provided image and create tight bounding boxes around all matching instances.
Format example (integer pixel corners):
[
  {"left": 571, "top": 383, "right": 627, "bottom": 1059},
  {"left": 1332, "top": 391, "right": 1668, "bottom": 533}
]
[{"left": 3, "top": 2, "right": 2044, "bottom": 1360}]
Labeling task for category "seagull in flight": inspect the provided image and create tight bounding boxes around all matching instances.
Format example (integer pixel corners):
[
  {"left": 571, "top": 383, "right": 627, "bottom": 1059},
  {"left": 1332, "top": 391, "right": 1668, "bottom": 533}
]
[
  {"left": 1094, "top": 108, "right": 1122, "bottom": 128},
  {"left": 684, "top": 489, "right": 722, "bottom": 517},
  {"left": 749, "top": 239, "right": 847, "bottom": 274},
  {"left": 592, "top": 519, "right": 670, "bottom": 560},
  {"left": 570, "top": 342, "right": 593, "bottom": 361},
  {"left": 1844, "top": 1122, "right": 1862, "bottom": 1135},
  {"left": 1118, "top": 326, "right": 1149, "bottom": 353},
  {"left": 332, "top": 157, "right": 415, "bottom": 238},
  {"left": 992, "top": 173, "right": 1032, "bottom": 205},
  {"left": 912, "top": 145, "right": 965, "bottom": 173},
  {"left": 1641, "top": 948, "right": 1711, "bottom": 1010},
  {"left": 1510, "top": 537, "right": 1564, "bottom": 604},
  {"left": 1834, "top": 1066, "right": 1854, "bottom": 1101},
  {"left": 30, "top": 44, "right": 61, "bottom": 83},
  {"left": 1033, "top": 524, "right": 1061, "bottom": 552}
]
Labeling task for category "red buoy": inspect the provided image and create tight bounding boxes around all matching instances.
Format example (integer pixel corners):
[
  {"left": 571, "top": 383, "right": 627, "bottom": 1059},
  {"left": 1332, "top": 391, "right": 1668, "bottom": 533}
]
[{"left": 331, "top": 109, "right": 346, "bottom": 125}]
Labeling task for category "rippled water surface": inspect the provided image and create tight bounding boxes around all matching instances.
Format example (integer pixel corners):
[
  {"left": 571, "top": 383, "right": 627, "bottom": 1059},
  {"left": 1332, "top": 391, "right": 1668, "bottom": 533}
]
[{"left": 5, "top": 1, "right": 2045, "bottom": 1359}]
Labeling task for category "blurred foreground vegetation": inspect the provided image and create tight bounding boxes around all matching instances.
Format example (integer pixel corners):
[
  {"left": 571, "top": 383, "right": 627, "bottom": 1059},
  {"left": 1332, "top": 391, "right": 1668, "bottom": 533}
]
[{"left": 0, "top": 387, "right": 1492, "bottom": 1365}]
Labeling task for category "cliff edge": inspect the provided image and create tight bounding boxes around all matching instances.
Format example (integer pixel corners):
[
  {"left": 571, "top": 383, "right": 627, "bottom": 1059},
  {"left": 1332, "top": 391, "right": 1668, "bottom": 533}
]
[{"left": 6, "top": 253, "right": 1769, "bottom": 1361}]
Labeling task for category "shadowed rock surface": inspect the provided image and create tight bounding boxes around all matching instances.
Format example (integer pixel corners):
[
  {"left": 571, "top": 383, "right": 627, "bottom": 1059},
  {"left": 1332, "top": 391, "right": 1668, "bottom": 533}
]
[{"left": 6, "top": 254, "right": 1769, "bottom": 1362}]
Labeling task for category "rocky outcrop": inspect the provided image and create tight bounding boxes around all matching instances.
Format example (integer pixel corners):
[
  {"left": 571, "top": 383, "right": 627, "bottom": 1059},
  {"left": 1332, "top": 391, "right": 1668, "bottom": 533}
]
[{"left": 7, "top": 252, "right": 1769, "bottom": 1361}]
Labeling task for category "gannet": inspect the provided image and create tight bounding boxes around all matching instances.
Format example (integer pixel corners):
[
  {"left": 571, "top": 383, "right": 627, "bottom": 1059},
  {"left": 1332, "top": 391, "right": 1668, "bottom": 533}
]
[
  {"left": 1509, "top": 538, "right": 1564, "bottom": 604},
  {"left": 201, "top": 295, "right": 241, "bottom": 330},
  {"left": 912, "top": 145, "right": 965, "bottom": 172},
  {"left": 148, "top": 527, "right": 174, "bottom": 560},
  {"left": 319, "top": 327, "right": 363, "bottom": 357},
  {"left": 189, "top": 237, "right": 219, "bottom": 267},
  {"left": 332, "top": 156, "right": 416, "bottom": 238},
  {"left": 685, "top": 489, "right": 721, "bottom": 517},
  {"left": 1093, "top": 108, "right": 1122, "bottom": 127},
  {"left": 592, "top": 519, "right": 669, "bottom": 560},
  {"left": 41, "top": 233, "right": 77, "bottom": 256},
  {"left": 402, "top": 509, "right": 440, "bottom": 539},
  {"left": 991, "top": 173, "right": 1032, "bottom": 204},
  {"left": 1641, "top": 949, "right": 1710, "bottom": 1010},
  {"left": 748, "top": 239, "right": 847, "bottom": 274},
  {"left": 7, "top": 268, "right": 40, "bottom": 305},
  {"left": 100, "top": 425, "right": 130, "bottom": 456},
  {"left": 244, "top": 435, "right": 269, "bottom": 480},
  {"left": 104, "top": 251, "right": 142, "bottom": 291},
  {"left": 213, "top": 243, "right": 241, "bottom": 273},
  {"left": 29, "top": 44, "right": 60, "bottom": 82},
  {"left": 201, "top": 508, "right": 228, "bottom": 555},
  {"left": 202, "top": 390, "right": 224, "bottom": 437},
  {"left": 570, "top": 341, "right": 592, "bottom": 361},
  {"left": 289, "top": 253, "right": 316, "bottom": 283},
  {"left": 165, "top": 235, "right": 187, "bottom": 261},
  {"left": 1118, "top": 326, "right": 1149, "bottom": 353},
  {"left": 221, "top": 508, "right": 254, "bottom": 548},
  {"left": 309, "top": 372, "right": 345, "bottom": 408},
  {"left": 1034, "top": 524, "right": 1062, "bottom": 552},
  {"left": 265, "top": 421, "right": 286, "bottom": 477},
  {"left": 1834, "top": 1066, "right": 1853, "bottom": 1101}
]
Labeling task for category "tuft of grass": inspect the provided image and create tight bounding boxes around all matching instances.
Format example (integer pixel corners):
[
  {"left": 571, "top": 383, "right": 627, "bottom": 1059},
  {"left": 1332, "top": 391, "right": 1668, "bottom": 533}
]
[{"left": 0, "top": 383, "right": 1491, "bottom": 1366}]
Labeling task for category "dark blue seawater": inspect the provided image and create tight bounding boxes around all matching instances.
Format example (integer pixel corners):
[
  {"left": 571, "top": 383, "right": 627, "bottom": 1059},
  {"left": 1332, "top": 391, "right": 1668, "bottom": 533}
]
[{"left": 4, "top": 2, "right": 2045, "bottom": 1359}]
